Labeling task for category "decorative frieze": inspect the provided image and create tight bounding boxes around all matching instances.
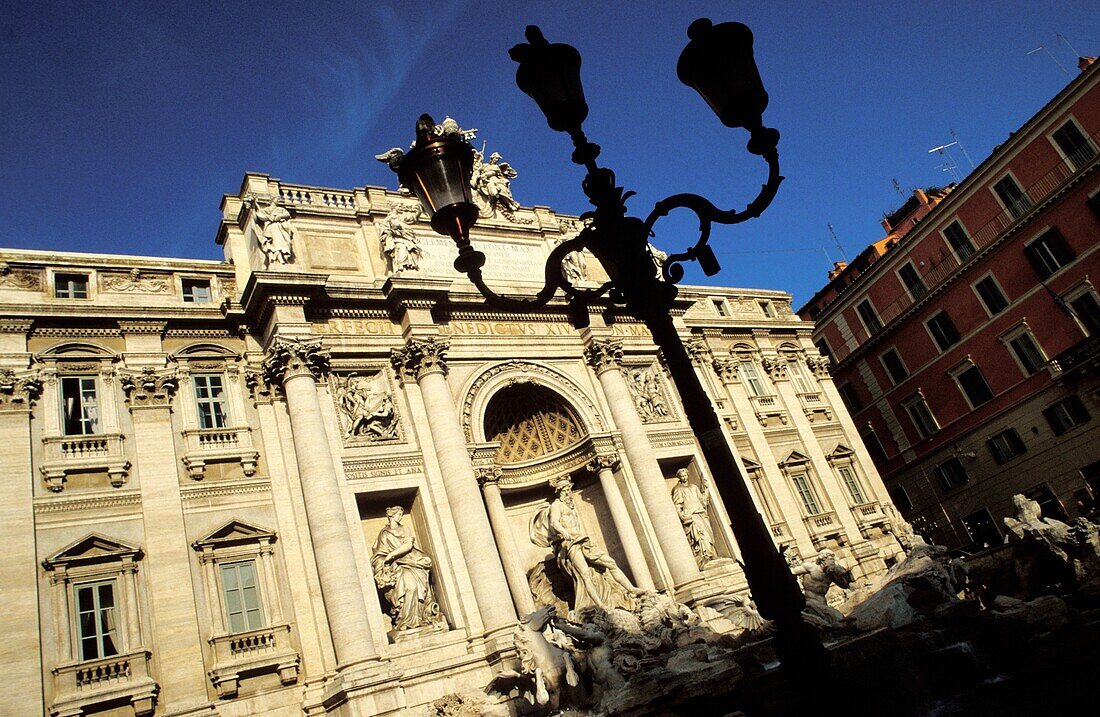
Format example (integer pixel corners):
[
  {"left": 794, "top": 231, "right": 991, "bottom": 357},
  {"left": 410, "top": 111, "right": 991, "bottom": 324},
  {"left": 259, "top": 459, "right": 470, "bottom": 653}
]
[
  {"left": 0, "top": 368, "right": 42, "bottom": 411},
  {"left": 262, "top": 337, "right": 330, "bottom": 385},
  {"left": 623, "top": 363, "right": 672, "bottom": 423},
  {"left": 100, "top": 270, "right": 170, "bottom": 294},
  {"left": 0, "top": 266, "right": 42, "bottom": 290},
  {"left": 390, "top": 337, "right": 449, "bottom": 381},
  {"left": 583, "top": 339, "right": 623, "bottom": 373},
  {"left": 120, "top": 367, "right": 178, "bottom": 408}
]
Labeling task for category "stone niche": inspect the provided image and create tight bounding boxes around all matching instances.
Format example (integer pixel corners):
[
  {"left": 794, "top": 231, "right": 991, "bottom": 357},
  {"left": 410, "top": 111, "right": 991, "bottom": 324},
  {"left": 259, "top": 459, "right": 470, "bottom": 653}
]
[
  {"left": 356, "top": 489, "right": 451, "bottom": 641},
  {"left": 661, "top": 460, "right": 737, "bottom": 563}
]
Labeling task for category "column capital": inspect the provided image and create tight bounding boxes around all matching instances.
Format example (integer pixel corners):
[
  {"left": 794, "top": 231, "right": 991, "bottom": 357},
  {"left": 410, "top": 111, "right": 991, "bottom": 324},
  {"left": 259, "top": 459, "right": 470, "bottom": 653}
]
[
  {"left": 583, "top": 339, "right": 623, "bottom": 373},
  {"left": 390, "top": 337, "right": 449, "bottom": 381},
  {"left": 244, "top": 367, "right": 280, "bottom": 403},
  {"left": 712, "top": 358, "right": 740, "bottom": 384},
  {"left": 587, "top": 451, "right": 620, "bottom": 473},
  {"left": 0, "top": 368, "right": 42, "bottom": 412},
  {"left": 263, "top": 336, "right": 330, "bottom": 385},
  {"left": 760, "top": 355, "right": 788, "bottom": 381},
  {"left": 807, "top": 355, "right": 832, "bottom": 379},
  {"left": 685, "top": 339, "right": 713, "bottom": 366},
  {"left": 120, "top": 367, "right": 178, "bottom": 408},
  {"left": 475, "top": 466, "right": 503, "bottom": 486}
]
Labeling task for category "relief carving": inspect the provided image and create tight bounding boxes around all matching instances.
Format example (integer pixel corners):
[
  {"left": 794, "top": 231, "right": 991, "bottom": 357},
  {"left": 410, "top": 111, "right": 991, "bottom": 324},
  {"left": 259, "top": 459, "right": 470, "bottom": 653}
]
[
  {"left": 624, "top": 364, "right": 669, "bottom": 423},
  {"left": 99, "top": 269, "right": 170, "bottom": 294},
  {"left": 331, "top": 372, "right": 399, "bottom": 442}
]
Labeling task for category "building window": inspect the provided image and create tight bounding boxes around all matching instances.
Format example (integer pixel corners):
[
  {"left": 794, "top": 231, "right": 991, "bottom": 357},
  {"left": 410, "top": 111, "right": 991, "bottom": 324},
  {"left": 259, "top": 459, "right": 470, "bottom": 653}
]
[
  {"left": 934, "top": 457, "right": 970, "bottom": 490},
  {"left": 943, "top": 220, "right": 976, "bottom": 261},
  {"left": 952, "top": 362, "right": 994, "bottom": 408},
  {"left": 1050, "top": 118, "right": 1097, "bottom": 171},
  {"left": 54, "top": 273, "right": 89, "bottom": 299},
  {"left": 790, "top": 471, "right": 823, "bottom": 515},
  {"left": 75, "top": 579, "right": 120, "bottom": 661},
  {"left": 903, "top": 394, "right": 939, "bottom": 438},
  {"left": 1066, "top": 288, "right": 1100, "bottom": 337},
  {"left": 1024, "top": 483, "right": 1069, "bottom": 521},
  {"left": 986, "top": 428, "right": 1026, "bottom": 464},
  {"left": 182, "top": 278, "right": 212, "bottom": 303},
  {"left": 1024, "top": 228, "right": 1075, "bottom": 279},
  {"left": 962, "top": 508, "right": 1001, "bottom": 547},
  {"left": 1004, "top": 328, "right": 1047, "bottom": 376},
  {"left": 992, "top": 174, "right": 1032, "bottom": 220},
  {"left": 898, "top": 262, "right": 927, "bottom": 300},
  {"left": 888, "top": 485, "right": 913, "bottom": 512},
  {"left": 193, "top": 374, "right": 229, "bottom": 429},
  {"left": 856, "top": 299, "right": 882, "bottom": 334},
  {"left": 60, "top": 376, "right": 99, "bottom": 435},
  {"left": 738, "top": 360, "right": 769, "bottom": 397},
  {"left": 837, "top": 465, "right": 867, "bottom": 504},
  {"left": 838, "top": 383, "right": 863, "bottom": 412},
  {"left": 926, "top": 311, "right": 961, "bottom": 352},
  {"left": 759, "top": 300, "right": 776, "bottom": 318},
  {"left": 973, "top": 275, "right": 1009, "bottom": 316},
  {"left": 880, "top": 348, "right": 909, "bottom": 385},
  {"left": 220, "top": 561, "right": 265, "bottom": 634},
  {"left": 814, "top": 338, "right": 832, "bottom": 362},
  {"left": 787, "top": 359, "right": 814, "bottom": 393},
  {"left": 1043, "top": 396, "right": 1091, "bottom": 435}
]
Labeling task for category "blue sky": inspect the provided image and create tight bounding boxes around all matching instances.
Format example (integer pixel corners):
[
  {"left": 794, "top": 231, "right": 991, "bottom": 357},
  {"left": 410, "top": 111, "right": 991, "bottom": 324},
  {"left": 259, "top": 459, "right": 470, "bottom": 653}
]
[{"left": 1, "top": 1, "right": 1096, "bottom": 307}]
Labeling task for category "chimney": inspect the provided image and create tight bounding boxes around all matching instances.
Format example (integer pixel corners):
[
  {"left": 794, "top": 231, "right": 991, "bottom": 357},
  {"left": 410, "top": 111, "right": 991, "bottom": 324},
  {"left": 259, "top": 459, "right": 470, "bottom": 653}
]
[
  {"left": 1080, "top": 56, "right": 1097, "bottom": 72},
  {"left": 828, "top": 261, "right": 848, "bottom": 280}
]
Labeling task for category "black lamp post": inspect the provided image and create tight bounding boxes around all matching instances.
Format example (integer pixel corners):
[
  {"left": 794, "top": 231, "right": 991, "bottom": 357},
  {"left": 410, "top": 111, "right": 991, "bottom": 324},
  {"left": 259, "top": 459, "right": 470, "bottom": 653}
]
[{"left": 381, "top": 19, "right": 827, "bottom": 678}]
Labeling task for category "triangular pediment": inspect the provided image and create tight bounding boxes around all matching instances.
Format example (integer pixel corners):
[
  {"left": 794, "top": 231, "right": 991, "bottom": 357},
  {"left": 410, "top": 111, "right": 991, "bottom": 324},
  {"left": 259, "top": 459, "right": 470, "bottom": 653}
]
[
  {"left": 741, "top": 457, "right": 762, "bottom": 471},
  {"left": 827, "top": 444, "right": 856, "bottom": 460},
  {"left": 43, "top": 533, "right": 141, "bottom": 570},
  {"left": 778, "top": 450, "right": 812, "bottom": 467},
  {"left": 193, "top": 519, "right": 275, "bottom": 551}
]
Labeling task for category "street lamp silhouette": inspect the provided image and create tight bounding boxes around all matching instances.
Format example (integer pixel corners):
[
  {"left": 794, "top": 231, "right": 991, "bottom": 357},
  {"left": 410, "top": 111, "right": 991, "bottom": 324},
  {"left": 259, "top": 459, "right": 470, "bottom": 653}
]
[{"left": 380, "top": 19, "right": 826, "bottom": 675}]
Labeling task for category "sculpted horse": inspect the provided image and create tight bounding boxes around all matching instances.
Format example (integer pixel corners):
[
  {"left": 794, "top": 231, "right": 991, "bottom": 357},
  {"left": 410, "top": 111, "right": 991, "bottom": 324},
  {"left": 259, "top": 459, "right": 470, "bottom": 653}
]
[{"left": 487, "top": 605, "right": 583, "bottom": 712}]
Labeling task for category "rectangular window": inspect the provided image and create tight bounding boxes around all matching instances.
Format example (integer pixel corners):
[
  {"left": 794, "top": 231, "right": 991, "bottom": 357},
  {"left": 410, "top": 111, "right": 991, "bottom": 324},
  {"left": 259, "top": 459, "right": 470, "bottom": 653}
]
[
  {"left": 1043, "top": 396, "right": 1091, "bottom": 435},
  {"left": 1024, "top": 483, "right": 1069, "bottom": 522},
  {"left": 54, "top": 273, "right": 89, "bottom": 299},
  {"left": 738, "top": 361, "right": 768, "bottom": 397},
  {"left": 898, "top": 262, "right": 927, "bottom": 300},
  {"left": 955, "top": 364, "right": 994, "bottom": 408},
  {"left": 814, "top": 339, "right": 832, "bottom": 362},
  {"left": 790, "top": 471, "right": 822, "bottom": 515},
  {"left": 60, "top": 376, "right": 99, "bottom": 436},
  {"left": 76, "top": 579, "right": 119, "bottom": 661},
  {"left": 943, "top": 221, "right": 976, "bottom": 261},
  {"left": 861, "top": 429, "right": 889, "bottom": 466},
  {"left": 182, "top": 278, "right": 212, "bottom": 303},
  {"left": 986, "top": 428, "right": 1026, "bottom": 464},
  {"left": 221, "top": 560, "right": 265, "bottom": 633},
  {"left": 194, "top": 374, "right": 228, "bottom": 429},
  {"left": 962, "top": 508, "right": 1001, "bottom": 547},
  {"left": 1051, "top": 120, "right": 1097, "bottom": 171},
  {"left": 903, "top": 395, "right": 939, "bottom": 438},
  {"left": 838, "top": 465, "right": 867, "bottom": 504},
  {"left": 856, "top": 299, "right": 882, "bottom": 334},
  {"left": 759, "top": 300, "right": 775, "bottom": 318},
  {"left": 934, "top": 457, "right": 970, "bottom": 490},
  {"left": 926, "top": 311, "right": 961, "bottom": 352},
  {"left": 839, "top": 383, "right": 863, "bottom": 412},
  {"left": 880, "top": 348, "right": 909, "bottom": 385},
  {"left": 788, "top": 360, "right": 813, "bottom": 393},
  {"left": 888, "top": 485, "right": 913, "bottom": 512},
  {"left": 1024, "top": 229, "right": 1076, "bottom": 279},
  {"left": 973, "top": 275, "right": 1009, "bottom": 315},
  {"left": 1068, "top": 290, "right": 1100, "bottom": 336},
  {"left": 993, "top": 175, "right": 1032, "bottom": 220},
  {"left": 1007, "top": 331, "right": 1047, "bottom": 375}
]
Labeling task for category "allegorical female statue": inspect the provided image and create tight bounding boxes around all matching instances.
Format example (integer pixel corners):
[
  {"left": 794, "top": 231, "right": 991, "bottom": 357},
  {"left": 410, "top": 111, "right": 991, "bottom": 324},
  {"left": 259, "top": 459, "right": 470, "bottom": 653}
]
[
  {"left": 371, "top": 506, "right": 446, "bottom": 632},
  {"left": 245, "top": 193, "right": 296, "bottom": 266}
]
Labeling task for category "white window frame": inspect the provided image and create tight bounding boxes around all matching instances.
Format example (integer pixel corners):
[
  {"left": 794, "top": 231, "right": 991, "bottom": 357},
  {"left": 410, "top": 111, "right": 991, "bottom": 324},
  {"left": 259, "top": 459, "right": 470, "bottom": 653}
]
[
  {"left": 1063, "top": 280, "right": 1100, "bottom": 337},
  {"left": 971, "top": 272, "right": 1010, "bottom": 317},
  {"left": 1047, "top": 114, "right": 1098, "bottom": 171},
  {"left": 896, "top": 260, "right": 927, "bottom": 301},
  {"left": 711, "top": 298, "right": 730, "bottom": 317},
  {"left": 879, "top": 347, "right": 909, "bottom": 386},
  {"left": 948, "top": 359, "right": 995, "bottom": 410},
  {"left": 999, "top": 323, "right": 1049, "bottom": 377},
  {"left": 180, "top": 276, "right": 213, "bottom": 304},
  {"left": 737, "top": 358, "right": 770, "bottom": 397},
  {"left": 758, "top": 300, "right": 776, "bottom": 318},
  {"left": 924, "top": 310, "right": 961, "bottom": 353},
  {"left": 51, "top": 270, "right": 93, "bottom": 300},
  {"left": 193, "top": 373, "right": 230, "bottom": 429},
  {"left": 902, "top": 392, "right": 939, "bottom": 439},
  {"left": 990, "top": 171, "right": 1032, "bottom": 220},
  {"left": 855, "top": 297, "right": 883, "bottom": 335},
  {"left": 219, "top": 560, "right": 266, "bottom": 634},
  {"left": 74, "top": 578, "right": 121, "bottom": 661},
  {"left": 941, "top": 218, "right": 976, "bottom": 263},
  {"left": 59, "top": 375, "right": 100, "bottom": 436},
  {"left": 787, "top": 358, "right": 814, "bottom": 394}
]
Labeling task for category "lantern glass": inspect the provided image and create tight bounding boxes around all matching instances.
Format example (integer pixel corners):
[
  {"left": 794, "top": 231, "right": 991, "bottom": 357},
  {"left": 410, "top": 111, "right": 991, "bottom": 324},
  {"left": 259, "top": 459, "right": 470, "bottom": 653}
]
[
  {"left": 398, "top": 138, "right": 479, "bottom": 239},
  {"left": 677, "top": 19, "right": 768, "bottom": 131}
]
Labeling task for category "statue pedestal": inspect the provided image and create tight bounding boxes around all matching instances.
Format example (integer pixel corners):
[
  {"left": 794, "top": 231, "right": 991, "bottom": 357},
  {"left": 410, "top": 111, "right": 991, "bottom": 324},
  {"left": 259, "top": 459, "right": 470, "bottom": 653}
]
[{"left": 388, "top": 623, "right": 448, "bottom": 644}]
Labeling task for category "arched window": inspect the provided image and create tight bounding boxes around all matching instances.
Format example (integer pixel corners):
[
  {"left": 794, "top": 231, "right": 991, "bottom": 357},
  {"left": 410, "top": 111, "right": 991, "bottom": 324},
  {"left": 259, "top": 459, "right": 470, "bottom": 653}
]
[{"left": 483, "top": 384, "right": 585, "bottom": 464}]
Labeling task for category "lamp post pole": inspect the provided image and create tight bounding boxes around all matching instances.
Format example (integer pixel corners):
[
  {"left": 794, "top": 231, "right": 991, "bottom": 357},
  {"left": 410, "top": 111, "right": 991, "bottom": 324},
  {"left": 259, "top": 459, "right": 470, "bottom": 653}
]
[{"left": 378, "top": 18, "right": 828, "bottom": 678}]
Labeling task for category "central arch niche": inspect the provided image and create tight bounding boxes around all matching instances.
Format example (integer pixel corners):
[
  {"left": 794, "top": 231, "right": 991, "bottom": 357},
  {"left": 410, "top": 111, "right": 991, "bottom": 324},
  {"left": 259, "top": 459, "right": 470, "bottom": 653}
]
[{"left": 483, "top": 384, "right": 585, "bottom": 464}]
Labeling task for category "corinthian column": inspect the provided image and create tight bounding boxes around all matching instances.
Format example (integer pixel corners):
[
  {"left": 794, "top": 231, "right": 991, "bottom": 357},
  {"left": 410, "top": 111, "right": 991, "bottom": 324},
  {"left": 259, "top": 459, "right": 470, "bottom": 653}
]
[
  {"left": 583, "top": 339, "right": 700, "bottom": 587},
  {"left": 476, "top": 467, "right": 535, "bottom": 616},
  {"left": 587, "top": 452, "right": 655, "bottom": 591},
  {"left": 262, "top": 337, "right": 376, "bottom": 667},
  {"left": 392, "top": 338, "right": 516, "bottom": 633}
]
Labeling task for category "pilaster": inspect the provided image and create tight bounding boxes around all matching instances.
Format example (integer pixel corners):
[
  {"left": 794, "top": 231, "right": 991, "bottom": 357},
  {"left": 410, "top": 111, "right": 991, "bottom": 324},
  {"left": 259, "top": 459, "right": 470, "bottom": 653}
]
[{"left": 586, "top": 451, "right": 655, "bottom": 591}]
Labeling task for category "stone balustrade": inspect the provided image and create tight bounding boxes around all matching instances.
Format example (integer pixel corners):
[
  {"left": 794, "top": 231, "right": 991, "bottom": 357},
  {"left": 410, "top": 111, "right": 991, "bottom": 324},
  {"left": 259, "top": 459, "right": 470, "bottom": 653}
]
[
  {"left": 208, "top": 623, "right": 299, "bottom": 699},
  {"left": 51, "top": 649, "right": 157, "bottom": 717},
  {"left": 40, "top": 433, "right": 130, "bottom": 491},
  {"left": 804, "top": 510, "right": 844, "bottom": 546},
  {"left": 278, "top": 185, "right": 356, "bottom": 212},
  {"left": 180, "top": 426, "right": 259, "bottom": 479},
  {"left": 749, "top": 394, "right": 787, "bottom": 426}
]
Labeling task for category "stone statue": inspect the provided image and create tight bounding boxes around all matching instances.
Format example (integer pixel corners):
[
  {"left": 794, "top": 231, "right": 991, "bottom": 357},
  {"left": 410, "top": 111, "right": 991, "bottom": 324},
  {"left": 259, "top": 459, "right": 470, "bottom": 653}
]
[
  {"left": 377, "top": 203, "right": 422, "bottom": 276},
  {"left": 554, "top": 220, "right": 588, "bottom": 284},
  {"left": 331, "top": 373, "right": 398, "bottom": 440},
  {"left": 245, "top": 194, "right": 296, "bottom": 266},
  {"left": 670, "top": 469, "right": 717, "bottom": 566},
  {"left": 627, "top": 365, "right": 668, "bottom": 422},
  {"left": 471, "top": 149, "right": 529, "bottom": 223},
  {"left": 530, "top": 477, "right": 640, "bottom": 613},
  {"left": 370, "top": 506, "right": 446, "bottom": 632},
  {"left": 550, "top": 615, "right": 626, "bottom": 705},
  {"left": 648, "top": 243, "right": 668, "bottom": 280},
  {"left": 487, "top": 605, "right": 582, "bottom": 711},
  {"left": 788, "top": 547, "right": 852, "bottom": 629},
  {"left": 1004, "top": 493, "right": 1072, "bottom": 544}
]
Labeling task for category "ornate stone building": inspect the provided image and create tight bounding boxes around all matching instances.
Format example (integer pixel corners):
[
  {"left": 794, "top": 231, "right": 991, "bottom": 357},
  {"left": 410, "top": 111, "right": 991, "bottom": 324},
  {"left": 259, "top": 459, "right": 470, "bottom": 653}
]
[{"left": 0, "top": 167, "right": 902, "bottom": 716}]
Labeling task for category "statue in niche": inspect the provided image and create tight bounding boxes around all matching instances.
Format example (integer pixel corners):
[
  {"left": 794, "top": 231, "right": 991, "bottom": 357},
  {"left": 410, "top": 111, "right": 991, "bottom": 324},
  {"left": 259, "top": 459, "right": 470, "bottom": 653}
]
[
  {"left": 471, "top": 149, "right": 529, "bottom": 223},
  {"left": 245, "top": 193, "right": 296, "bottom": 266},
  {"left": 787, "top": 547, "right": 852, "bottom": 629},
  {"left": 370, "top": 506, "right": 446, "bottom": 632},
  {"left": 331, "top": 373, "right": 399, "bottom": 440},
  {"left": 627, "top": 365, "right": 668, "bottom": 422},
  {"left": 530, "top": 476, "right": 640, "bottom": 613},
  {"left": 377, "top": 203, "right": 422, "bottom": 276},
  {"left": 671, "top": 469, "right": 716, "bottom": 566},
  {"left": 554, "top": 219, "right": 588, "bottom": 284}
]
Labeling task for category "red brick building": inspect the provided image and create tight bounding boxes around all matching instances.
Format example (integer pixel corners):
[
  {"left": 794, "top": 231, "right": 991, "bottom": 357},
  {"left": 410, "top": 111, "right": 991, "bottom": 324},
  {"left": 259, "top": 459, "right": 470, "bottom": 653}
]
[{"left": 798, "top": 60, "right": 1100, "bottom": 549}]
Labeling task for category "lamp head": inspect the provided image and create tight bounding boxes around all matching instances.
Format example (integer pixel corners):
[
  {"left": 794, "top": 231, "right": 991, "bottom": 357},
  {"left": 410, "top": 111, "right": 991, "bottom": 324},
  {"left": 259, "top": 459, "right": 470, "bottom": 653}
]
[
  {"left": 677, "top": 19, "right": 769, "bottom": 132},
  {"left": 510, "top": 26, "right": 588, "bottom": 134}
]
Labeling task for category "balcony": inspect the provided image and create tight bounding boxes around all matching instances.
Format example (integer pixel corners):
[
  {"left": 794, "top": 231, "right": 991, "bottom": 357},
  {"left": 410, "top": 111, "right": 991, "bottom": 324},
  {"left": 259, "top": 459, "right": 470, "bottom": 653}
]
[
  {"left": 40, "top": 434, "right": 130, "bottom": 492},
  {"left": 181, "top": 426, "right": 259, "bottom": 480},
  {"left": 804, "top": 510, "right": 844, "bottom": 546},
  {"left": 1050, "top": 334, "right": 1100, "bottom": 383},
  {"left": 208, "top": 623, "right": 299, "bottom": 698},
  {"left": 770, "top": 522, "right": 790, "bottom": 540},
  {"left": 797, "top": 391, "right": 832, "bottom": 423},
  {"left": 51, "top": 649, "right": 158, "bottom": 717},
  {"left": 852, "top": 501, "right": 889, "bottom": 537},
  {"left": 749, "top": 394, "right": 787, "bottom": 427}
]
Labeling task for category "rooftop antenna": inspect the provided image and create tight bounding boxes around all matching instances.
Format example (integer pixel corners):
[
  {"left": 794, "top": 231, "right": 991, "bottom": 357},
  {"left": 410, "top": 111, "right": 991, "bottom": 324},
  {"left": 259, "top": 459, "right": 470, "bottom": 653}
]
[
  {"left": 948, "top": 129, "right": 975, "bottom": 170},
  {"left": 892, "top": 178, "right": 905, "bottom": 197},
  {"left": 928, "top": 142, "right": 962, "bottom": 183},
  {"left": 827, "top": 223, "right": 848, "bottom": 261},
  {"left": 1027, "top": 44, "right": 1070, "bottom": 76},
  {"left": 1056, "top": 33, "right": 1082, "bottom": 58}
]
